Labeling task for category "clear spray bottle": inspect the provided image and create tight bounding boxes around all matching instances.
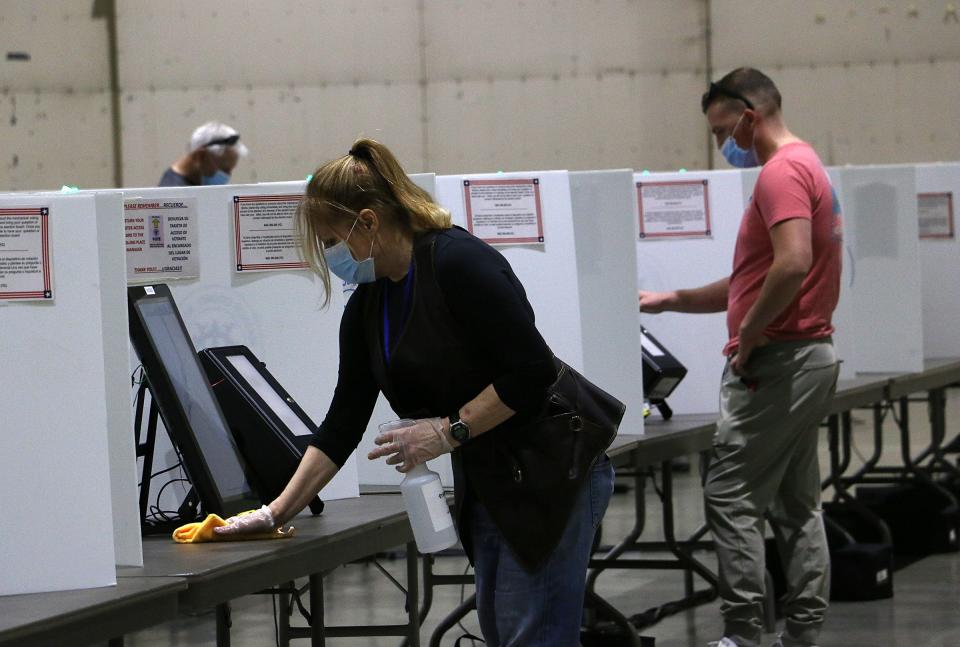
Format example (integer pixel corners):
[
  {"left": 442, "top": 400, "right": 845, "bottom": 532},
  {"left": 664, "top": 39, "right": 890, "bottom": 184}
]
[{"left": 380, "top": 419, "right": 458, "bottom": 553}]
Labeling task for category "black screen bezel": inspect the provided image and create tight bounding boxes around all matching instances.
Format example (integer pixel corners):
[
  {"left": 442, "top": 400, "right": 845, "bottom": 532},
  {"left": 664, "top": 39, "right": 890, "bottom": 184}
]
[{"left": 127, "top": 284, "right": 259, "bottom": 518}]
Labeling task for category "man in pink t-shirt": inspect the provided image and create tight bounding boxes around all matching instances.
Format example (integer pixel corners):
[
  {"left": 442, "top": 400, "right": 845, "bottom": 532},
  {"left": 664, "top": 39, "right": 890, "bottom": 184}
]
[{"left": 640, "top": 68, "right": 841, "bottom": 647}]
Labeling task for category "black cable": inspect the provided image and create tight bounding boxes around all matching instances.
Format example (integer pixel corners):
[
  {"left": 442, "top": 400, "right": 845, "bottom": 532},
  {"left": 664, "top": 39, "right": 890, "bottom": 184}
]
[
  {"left": 137, "top": 460, "right": 181, "bottom": 488},
  {"left": 130, "top": 364, "right": 144, "bottom": 388},
  {"left": 151, "top": 478, "right": 190, "bottom": 521}
]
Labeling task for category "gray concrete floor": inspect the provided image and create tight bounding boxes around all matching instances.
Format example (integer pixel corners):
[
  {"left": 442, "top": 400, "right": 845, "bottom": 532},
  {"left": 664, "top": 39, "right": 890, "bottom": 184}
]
[{"left": 126, "top": 389, "right": 960, "bottom": 646}]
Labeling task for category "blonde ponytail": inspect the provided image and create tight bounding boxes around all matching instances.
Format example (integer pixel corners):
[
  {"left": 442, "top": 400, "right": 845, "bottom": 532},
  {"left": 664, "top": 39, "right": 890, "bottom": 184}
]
[{"left": 296, "top": 138, "right": 451, "bottom": 306}]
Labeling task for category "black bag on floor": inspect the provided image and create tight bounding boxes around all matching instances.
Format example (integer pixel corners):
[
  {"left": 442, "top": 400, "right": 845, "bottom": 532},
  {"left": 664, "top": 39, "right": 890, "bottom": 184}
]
[
  {"left": 766, "top": 504, "right": 894, "bottom": 603},
  {"left": 822, "top": 502, "right": 894, "bottom": 601},
  {"left": 855, "top": 483, "right": 960, "bottom": 556}
]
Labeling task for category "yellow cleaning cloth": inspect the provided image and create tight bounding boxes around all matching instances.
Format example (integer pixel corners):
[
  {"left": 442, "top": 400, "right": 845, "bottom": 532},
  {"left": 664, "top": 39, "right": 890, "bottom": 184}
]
[{"left": 172, "top": 511, "right": 295, "bottom": 543}]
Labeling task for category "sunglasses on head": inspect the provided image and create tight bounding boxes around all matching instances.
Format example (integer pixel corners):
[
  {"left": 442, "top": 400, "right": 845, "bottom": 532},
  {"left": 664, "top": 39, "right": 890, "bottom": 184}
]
[
  {"left": 204, "top": 134, "right": 240, "bottom": 147},
  {"left": 701, "top": 82, "right": 755, "bottom": 113}
]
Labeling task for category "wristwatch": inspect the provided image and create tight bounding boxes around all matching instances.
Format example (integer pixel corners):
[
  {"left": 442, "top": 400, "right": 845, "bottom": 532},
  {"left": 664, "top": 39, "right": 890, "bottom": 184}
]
[{"left": 449, "top": 410, "right": 471, "bottom": 444}]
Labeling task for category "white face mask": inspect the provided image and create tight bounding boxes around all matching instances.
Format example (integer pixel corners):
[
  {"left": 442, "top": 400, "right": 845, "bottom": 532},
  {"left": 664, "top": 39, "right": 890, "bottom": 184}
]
[{"left": 323, "top": 217, "right": 376, "bottom": 284}]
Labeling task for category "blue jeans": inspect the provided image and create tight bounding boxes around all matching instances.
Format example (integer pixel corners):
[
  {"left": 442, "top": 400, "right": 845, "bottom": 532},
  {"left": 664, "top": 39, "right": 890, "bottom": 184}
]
[{"left": 472, "top": 455, "right": 615, "bottom": 647}]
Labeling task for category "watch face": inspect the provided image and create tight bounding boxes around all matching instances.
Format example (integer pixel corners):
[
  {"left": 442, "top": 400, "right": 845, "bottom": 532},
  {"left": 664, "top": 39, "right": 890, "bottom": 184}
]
[{"left": 451, "top": 421, "right": 470, "bottom": 443}]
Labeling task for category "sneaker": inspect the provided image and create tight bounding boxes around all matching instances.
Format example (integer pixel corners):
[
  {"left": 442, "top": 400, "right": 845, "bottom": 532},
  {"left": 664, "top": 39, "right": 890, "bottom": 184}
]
[{"left": 708, "top": 639, "right": 740, "bottom": 647}]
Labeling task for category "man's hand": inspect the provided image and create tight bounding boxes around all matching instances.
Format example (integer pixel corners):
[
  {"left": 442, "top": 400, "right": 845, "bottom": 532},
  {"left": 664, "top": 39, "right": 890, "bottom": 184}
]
[
  {"left": 639, "top": 290, "right": 675, "bottom": 314},
  {"left": 731, "top": 325, "right": 769, "bottom": 376}
]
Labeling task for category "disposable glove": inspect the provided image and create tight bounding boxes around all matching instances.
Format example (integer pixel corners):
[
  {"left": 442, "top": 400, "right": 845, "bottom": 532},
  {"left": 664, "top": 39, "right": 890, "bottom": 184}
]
[
  {"left": 213, "top": 504, "right": 276, "bottom": 537},
  {"left": 368, "top": 417, "right": 453, "bottom": 473}
]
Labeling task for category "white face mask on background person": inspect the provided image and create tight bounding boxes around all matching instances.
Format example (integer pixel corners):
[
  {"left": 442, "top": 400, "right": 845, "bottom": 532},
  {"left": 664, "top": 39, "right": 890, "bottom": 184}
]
[
  {"left": 323, "top": 216, "right": 377, "bottom": 284},
  {"left": 721, "top": 112, "right": 759, "bottom": 168}
]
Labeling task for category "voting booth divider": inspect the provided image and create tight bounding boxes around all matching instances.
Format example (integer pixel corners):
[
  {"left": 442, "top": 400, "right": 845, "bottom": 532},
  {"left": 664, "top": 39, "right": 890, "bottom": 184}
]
[
  {"left": 0, "top": 194, "right": 124, "bottom": 595},
  {"left": 916, "top": 163, "right": 960, "bottom": 359},
  {"left": 634, "top": 169, "right": 744, "bottom": 415},
  {"left": 109, "top": 180, "right": 371, "bottom": 504},
  {"left": 831, "top": 165, "right": 924, "bottom": 374},
  {"left": 568, "top": 170, "right": 645, "bottom": 435},
  {"left": 1, "top": 159, "right": 953, "bottom": 597}
]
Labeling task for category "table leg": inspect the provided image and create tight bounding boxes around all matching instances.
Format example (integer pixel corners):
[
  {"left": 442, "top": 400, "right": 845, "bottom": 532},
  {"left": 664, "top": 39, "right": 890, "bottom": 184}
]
[
  {"left": 406, "top": 543, "right": 421, "bottom": 647},
  {"left": 215, "top": 602, "right": 231, "bottom": 647},
  {"left": 309, "top": 573, "right": 325, "bottom": 647},
  {"left": 277, "top": 582, "right": 292, "bottom": 647}
]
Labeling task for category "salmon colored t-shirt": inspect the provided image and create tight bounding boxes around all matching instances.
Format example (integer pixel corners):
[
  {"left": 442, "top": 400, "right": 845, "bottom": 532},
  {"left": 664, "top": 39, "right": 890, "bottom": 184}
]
[{"left": 724, "top": 142, "right": 843, "bottom": 355}]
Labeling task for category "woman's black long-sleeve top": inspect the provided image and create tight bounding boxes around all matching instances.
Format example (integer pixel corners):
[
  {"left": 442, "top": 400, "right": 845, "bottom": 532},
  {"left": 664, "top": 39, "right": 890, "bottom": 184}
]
[{"left": 309, "top": 226, "right": 557, "bottom": 467}]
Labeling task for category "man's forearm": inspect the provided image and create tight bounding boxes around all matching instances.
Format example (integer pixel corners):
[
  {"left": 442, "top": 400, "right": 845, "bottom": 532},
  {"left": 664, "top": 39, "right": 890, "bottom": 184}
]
[
  {"left": 739, "top": 261, "right": 806, "bottom": 337},
  {"left": 673, "top": 277, "right": 730, "bottom": 313}
]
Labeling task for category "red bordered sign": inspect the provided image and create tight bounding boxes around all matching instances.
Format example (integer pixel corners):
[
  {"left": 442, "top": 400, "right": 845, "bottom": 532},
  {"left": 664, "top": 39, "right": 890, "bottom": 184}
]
[
  {"left": 637, "top": 179, "right": 711, "bottom": 239},
  {"left": 918, "top": 192, "right": 954, "bottom": 240},
  {"left": 0, "top": 206, "right": 53, "bottom": 300},
  {"left": 233, "top": 194, "right": 309, "bottom": 272},
  {"left": 463, "top": 178, "right": 545, "bottom": 245}
]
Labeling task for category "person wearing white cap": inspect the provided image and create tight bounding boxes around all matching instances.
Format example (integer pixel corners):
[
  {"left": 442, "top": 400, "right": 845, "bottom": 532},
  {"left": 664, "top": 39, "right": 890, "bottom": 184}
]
[{"left": 158, "top": 121, "right": 250, "bottom": 187}]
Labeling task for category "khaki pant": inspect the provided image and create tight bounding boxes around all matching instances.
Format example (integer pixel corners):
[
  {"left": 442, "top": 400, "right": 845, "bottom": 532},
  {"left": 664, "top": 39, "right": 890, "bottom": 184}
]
[{"left": 704, "top": 339, "right": 839, "bottom": 647}]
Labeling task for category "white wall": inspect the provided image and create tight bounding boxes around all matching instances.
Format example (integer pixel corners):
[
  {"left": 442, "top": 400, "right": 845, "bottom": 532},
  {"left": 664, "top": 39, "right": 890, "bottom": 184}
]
[
  {"left": 0, "top": 1, "right": 113, "bottom": 191},
  {"left": 3, "top": 2, "right": 959, "bottom": 192},
  {"left": 712, "top": 0, "right": 960, "bottom": 166}
]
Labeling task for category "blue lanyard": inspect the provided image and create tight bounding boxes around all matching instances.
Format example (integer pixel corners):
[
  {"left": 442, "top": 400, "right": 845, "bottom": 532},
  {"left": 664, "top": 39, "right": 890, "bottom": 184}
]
[{"left": 382, "top": 260, "right": 415, "bottom": 364}]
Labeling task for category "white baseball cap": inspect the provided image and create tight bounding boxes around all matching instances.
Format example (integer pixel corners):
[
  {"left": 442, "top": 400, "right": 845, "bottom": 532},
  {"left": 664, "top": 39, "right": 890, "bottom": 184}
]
[{"left": 189, "top": 121, "right": 250, "bottom": 157}]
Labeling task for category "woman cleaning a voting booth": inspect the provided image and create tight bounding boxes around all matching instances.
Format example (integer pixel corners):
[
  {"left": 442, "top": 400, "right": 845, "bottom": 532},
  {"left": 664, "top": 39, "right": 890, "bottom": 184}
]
[{"left": 215, "top": 138, "right": 623, "bottom": 646}]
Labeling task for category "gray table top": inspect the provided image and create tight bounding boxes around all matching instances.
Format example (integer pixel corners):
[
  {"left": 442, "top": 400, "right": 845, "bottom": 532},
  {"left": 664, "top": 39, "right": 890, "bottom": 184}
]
[
  {"left": 118, "top": 493, "right": 413, "bottom": 609},
  {"left": 608, "top": 414, "right": 718, "bottom": 466},
  {"left": 0, "top": 576, "right": 184, "bottom": 647},
  {"left": 827, "top": 372, "right": 897, "bottom": 415},
  {"left": 887, "top": 357, "right": 960, "bottom": 399}
]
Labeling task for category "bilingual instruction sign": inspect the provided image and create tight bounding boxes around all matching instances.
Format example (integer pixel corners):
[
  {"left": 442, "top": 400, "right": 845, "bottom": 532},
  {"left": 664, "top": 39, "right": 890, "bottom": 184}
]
[
  {"left": 0, "top": 206, "right": 53, "bottom": 301},
  {"left": 125, "top": 198, "right": 200, "bottom": 283},
  {"left": 234, "top": 194, "right": 309, "bottom": 273}
]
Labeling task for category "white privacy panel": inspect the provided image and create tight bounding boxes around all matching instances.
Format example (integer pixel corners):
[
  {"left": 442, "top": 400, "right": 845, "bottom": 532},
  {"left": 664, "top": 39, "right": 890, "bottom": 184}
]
[
  {"left": 426, "top": 70, "right": 707, "bottom": 175},
  {"left": 423, "top": 0, "right": 704, "bottom": 80},
  {"left": 435, "top": 170, "right": 583, "bottom": 368},
  {"left": 120, "top": 83, "right": 425, "bottom": 189},
  {"left": 94, "top": 193, "right": 143, "bottom": 567},
  {"left": 0, "top": 194, "right": 120, "bottom": 594},
  {"left": 111, "top": 181, "right": 362, "bottom": 504},
  {"left": 568, "top": 170, "right": 645, "bottom": 435},
  {"left": 916, "top": 163, "right": 960, "bottom": 358},
  {"left": 712, "top": 0, "right": 960, "bottom": 70},
  {"left": 635, "top": 169, "right": 743, "bottom": 415},
  {"left": 116, "top": 0, "right": 421, "bottom": 89},
  {"left": 0, "top": 90, "right": 114, "bottom": 192},
  {"left": 833, "top": 165, "right": 924, "bottom": 373}
]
